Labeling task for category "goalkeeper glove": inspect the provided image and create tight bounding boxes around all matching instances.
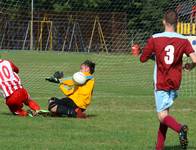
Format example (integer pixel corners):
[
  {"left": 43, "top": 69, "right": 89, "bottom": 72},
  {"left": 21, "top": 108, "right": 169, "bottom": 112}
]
[
  {"left": 45, "top": 77, "right": 60, "bottom": 83},
  {"left": 53, "top": 71, "right": 64, "bottom": 79},
  {"left": 45, "top": 71, "right": 64, "bottom": 83}
]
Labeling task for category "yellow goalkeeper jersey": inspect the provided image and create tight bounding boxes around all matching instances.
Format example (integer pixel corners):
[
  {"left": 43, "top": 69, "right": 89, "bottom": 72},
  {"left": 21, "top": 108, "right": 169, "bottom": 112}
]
[{"left": 59, "top": 72, "right": 95, "bottom": 109}]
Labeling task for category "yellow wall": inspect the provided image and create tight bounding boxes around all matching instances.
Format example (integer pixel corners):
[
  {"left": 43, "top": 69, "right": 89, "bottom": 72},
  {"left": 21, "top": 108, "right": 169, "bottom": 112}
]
[{"left": 177, "top": 22, "right": 196, "bottom": 35}]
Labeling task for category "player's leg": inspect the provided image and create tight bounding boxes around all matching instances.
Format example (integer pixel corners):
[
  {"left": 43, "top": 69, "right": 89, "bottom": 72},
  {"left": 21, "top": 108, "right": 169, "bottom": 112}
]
[
  {"left": 158, "top": 110, "right": 181, "bottom": 133},
  {"left": 179, "top": 125, "right": 189, "bottom": 149},
  {"left": 6, "top": 89, "right": 28, "bottom": 116},
  {"left": 22, "top": 88, "right": 40, "bottom": 111},
  {"left": 48, "top": 97, "right": 59, "bottom": 112},
  {"left": 48, "top": 97, "right": 76, "bottom": 117},
  {"left": 61, "top": 98, "right": 86, "bottom": 118},
  {"left": 158, "top": 110, "right": 188, "bottom": 149},
  {"left": 25, "top": 99, "right": 40, "bottom": 111},
  {"left": 48, "top": 97, "right": 86, "bottom": 118},
  {"left": 155, "top": 90, "right": 181, "bottom": 132},
  {"left": 7, "top": 104, "right": 28, "bottom": 116},
  {"left": 156, "top": 123, "right": 168, "bottom": 150},
  {"left": 155, "top": 90, "right": 188, "bottom": 149}
]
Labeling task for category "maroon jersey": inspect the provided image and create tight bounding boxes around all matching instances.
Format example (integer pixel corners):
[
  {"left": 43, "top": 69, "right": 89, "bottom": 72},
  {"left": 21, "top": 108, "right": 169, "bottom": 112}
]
[
  {"left": 140, "top": 32, "right": 194, "bottom": 91},
  {"left": 0, "top": 59, "right": 22, "bottom": 98}
]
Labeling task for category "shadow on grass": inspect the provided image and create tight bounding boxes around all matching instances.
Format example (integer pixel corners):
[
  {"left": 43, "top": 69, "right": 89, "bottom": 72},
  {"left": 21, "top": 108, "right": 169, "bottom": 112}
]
[
  {"left": 33, "top": 113, "right": 98, "bottom": 119},
  {"left": 165, "top": 145, "right": 196, "bottom": 150},
  {"left": 149, "top": 145, "right": 196, "bottom": 150},
  {"left": 0, "top": 112, "right": 13, "bottom": 116},
  {"left": 0, "top": 111, "right": 97, "bottom": 119},
  {"left": 86, "top": 114, "right": 98, "bottom": 118}
]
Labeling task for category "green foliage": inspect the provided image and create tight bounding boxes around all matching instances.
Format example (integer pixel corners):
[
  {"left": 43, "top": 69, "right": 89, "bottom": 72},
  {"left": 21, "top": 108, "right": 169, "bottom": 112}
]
[
  {"left": 4, "top": 0, "right": 185, "bottom": 43},
  {"left": 34, "top": 0, "right": 111, "bottom": 11},
  {"left": 128, "top": 0, "right": 170, "bottom": 42}
]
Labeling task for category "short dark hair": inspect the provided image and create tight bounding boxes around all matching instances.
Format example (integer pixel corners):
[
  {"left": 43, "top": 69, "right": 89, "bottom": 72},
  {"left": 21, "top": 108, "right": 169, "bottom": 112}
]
[
  {"left": 164, "top": 10, "right": 178, "bottom": 26},
  {"left": 81, "top": 60, "right": 96, "bottom": 74}
]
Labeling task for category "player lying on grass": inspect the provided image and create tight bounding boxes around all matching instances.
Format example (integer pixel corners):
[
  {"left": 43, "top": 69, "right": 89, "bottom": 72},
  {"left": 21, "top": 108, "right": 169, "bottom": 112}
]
[
  {"left": 0, "top": 59, "right": 41, "bottom": 117},
  {"left": 140, "top": 10, "right": 196, "bottom": 150},
  {"left": 45, "top": 60, "right": 95, "bottom": 118}
]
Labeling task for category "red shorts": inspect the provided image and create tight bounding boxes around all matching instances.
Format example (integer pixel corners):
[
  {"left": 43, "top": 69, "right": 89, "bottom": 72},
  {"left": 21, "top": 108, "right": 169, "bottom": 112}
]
[
  {"left": 5, "top": 88, "right": 40, "bottom": 116},
  {"left": 6, "top": 88, "right": 29, "bottom": 107}
]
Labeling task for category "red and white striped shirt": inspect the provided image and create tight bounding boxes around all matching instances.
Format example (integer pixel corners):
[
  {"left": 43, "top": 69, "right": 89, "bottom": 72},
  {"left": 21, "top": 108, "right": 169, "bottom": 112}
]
[{"left": 0, "top": 59, "right": 22, "bottom": 98}]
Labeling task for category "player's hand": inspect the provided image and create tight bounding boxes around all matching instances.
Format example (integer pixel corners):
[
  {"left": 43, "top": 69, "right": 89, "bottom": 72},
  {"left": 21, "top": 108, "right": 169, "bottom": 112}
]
[
  {"left": 149, "top": 53, "right": 155, "bottom": 61},
  {"left": 53, "top": 71, "right": 64, "bottom": 79},
  {"left": 45, "top": 77, "right": 60, "bottom": 83},
  {"left": 183, "top": 63, "right": 195, "bottom": 71}
]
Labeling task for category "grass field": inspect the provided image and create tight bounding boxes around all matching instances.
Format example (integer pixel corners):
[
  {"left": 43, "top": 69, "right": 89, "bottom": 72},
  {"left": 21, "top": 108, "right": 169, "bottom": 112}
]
[{"left": 0, "top": 50, "right": 196, "bottom": 150}]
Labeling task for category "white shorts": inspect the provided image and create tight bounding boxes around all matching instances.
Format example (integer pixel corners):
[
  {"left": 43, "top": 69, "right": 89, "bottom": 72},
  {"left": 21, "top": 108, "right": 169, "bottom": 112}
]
[{"left": 154, "top": 90, "right": 178, "bottom": 112}]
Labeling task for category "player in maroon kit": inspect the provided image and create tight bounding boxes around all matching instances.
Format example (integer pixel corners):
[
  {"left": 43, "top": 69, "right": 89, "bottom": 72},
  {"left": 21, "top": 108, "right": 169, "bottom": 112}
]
[
  {"left": 0, "top": 59, "right": 41, "bottom": 117},
  {"left": 140, "top": 10, "right": 196, "bottom": 150}
]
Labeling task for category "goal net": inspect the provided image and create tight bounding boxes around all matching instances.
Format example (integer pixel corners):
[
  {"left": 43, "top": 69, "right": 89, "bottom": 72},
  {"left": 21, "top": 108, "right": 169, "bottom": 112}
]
[{"left": 0, "top": 0, "right": 196, "bottom": 99}]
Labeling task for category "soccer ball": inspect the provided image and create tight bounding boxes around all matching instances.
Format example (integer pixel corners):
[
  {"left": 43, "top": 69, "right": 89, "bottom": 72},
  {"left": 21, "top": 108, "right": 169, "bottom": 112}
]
[{"left": 72, "top": 72, "right": 87, "bottom": 85}]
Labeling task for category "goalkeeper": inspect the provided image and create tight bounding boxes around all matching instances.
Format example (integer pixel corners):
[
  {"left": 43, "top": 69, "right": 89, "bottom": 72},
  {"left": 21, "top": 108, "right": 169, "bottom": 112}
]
[{"left": 45, "top": 60, "right": 95, "bottom": 118}]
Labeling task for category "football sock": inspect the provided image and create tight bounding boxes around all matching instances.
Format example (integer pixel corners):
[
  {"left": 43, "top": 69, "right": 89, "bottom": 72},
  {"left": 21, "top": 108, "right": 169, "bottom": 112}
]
[
  {"left": 156, "top": 123, "right": 168, "bottom": 150},
  {"left": 15, "top": 109, "right": 28, "bottom": 116},
  {"left": 26, "top": 99, "right": 40, "bottom": 111},
  {"left": 163, "top": 115, "right": 181, "bottom": 133}
]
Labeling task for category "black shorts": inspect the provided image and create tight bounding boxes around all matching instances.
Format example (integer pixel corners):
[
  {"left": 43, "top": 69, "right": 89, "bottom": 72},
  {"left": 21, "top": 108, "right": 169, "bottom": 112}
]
[{"left": 50, "top": 97, "right": 85, "bottom": 112}]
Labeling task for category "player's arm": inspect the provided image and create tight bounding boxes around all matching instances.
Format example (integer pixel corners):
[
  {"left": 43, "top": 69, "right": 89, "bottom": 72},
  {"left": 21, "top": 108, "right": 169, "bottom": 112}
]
[
  {"left": 59, "top": 84, "right": 75, "bottom": 96},
  {"left": 59, "top": 78, "right": 75, "bottom": 96},
  {"left": 183, "top": 40, "right": 196, "bottom": 71},
  {"left": 183, "top": 52, "right": 196, "bottom": 71},
  {"left": 59, "top": 77, "right": 74, "bottom": 86},
  {"left": 189, "top": 52, "right": 196, "bottom": 64},
  {"left": 140, "top": 37, "right": 155, "bottom": 63},
  {"left": 8, "top": 60, "right": 19, "bottom": 73}
]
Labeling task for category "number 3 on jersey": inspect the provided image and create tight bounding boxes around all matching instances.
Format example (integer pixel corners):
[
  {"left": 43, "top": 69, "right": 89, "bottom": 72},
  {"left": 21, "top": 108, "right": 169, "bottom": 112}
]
[{"left": 164, "top": 45, "right": 174, "bottom": 64}]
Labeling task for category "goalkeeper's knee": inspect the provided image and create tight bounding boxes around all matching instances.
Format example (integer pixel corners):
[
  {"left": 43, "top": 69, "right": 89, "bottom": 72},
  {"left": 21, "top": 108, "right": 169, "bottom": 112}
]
[{"left": 48, "top": 97, "right": 58, "bottom": 112}]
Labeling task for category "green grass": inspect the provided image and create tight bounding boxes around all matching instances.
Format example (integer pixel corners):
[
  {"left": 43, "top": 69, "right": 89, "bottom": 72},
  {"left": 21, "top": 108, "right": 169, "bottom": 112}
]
[{"left": 0, "top": 50, "right": 196, "bottom": 150}]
